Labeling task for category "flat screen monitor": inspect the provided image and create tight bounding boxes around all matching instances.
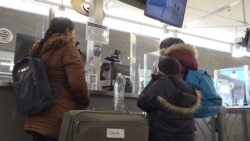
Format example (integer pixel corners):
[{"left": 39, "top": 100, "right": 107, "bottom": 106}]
[
  {"left": 14, "top": 33, "right": 38, "bottom": 63},
  {"left": 144, "top": 0, "right": 187, "bottom": 28},
  {"left": 111, "top": 63, "right": 130, "bottom": 80},
  {"left": 111, "top": 63, "right": 132, "bottom": 93}
]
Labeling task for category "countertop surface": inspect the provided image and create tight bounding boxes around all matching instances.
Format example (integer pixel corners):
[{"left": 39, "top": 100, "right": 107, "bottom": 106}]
[
  {"left": 0, "top": 75, "right": 12, "bottom": 86},
  {"left": 90, "top": 90, "right": 139, "bottom": 98}
]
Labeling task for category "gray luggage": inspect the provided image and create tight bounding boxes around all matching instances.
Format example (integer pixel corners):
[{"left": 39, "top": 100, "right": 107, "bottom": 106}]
[{"left": 59, "top": 110, "right": 148, "bottom": 141}]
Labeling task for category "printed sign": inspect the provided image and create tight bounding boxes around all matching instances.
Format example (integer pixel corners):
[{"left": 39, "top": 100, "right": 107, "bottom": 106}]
[{"left": 86, "top": 22, "right": 109, "bottom": 45}]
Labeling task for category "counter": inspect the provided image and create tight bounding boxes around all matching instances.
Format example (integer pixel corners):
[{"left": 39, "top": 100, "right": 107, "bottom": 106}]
[
  {"left": 1, "top": 83, "right": 250, "bottom": 141},
  {"left": 0, "top": 86, "right": 141, "bottom": 141},
  {"left": 0, "top": 80, "right": 12, "bottom": 87},
  {"left": 88, "top": 90, "right": 142, "bottom": 112},
  {"left": 217, "top": 106, "right": 250, "bottom": 141},
  {"left": 0, "top": 85, "right": 31, "bottom": 141},
  {"left": 0, "top": 75, "right": 12, "bottom": 87}
]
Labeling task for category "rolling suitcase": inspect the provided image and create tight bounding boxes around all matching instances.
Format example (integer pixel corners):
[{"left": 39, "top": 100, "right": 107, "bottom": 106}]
[{"left": 59, "top": 110, "right": 148, "bottom": 141}]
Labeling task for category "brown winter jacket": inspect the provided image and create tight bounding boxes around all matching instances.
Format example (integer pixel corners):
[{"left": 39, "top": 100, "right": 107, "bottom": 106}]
[
  {"left": 24, "top": 33, "right": 90, "bottom": 138},
  {"left": 160, "top": 43, "right": 198, "bottom": 79}
]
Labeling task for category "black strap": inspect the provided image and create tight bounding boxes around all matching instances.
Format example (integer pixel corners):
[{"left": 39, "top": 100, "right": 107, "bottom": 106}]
[
  {"left": 52, "top": 78, "right": 68, "bottom": 99},
  {"left": 36, "top": 40, "right": 68, "bottom": 98}
]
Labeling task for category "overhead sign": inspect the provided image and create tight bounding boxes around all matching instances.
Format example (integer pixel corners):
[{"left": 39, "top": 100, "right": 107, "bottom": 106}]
[{"left": 86, "top": 22, "right": 109, "bottom": 45}]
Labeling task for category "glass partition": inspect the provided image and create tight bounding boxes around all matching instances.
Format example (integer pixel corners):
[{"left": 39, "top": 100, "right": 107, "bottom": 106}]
[
  {"left": 214, "top": 65, "right": 249, "bottom": 106},
  {"left": 133, "top": 35, "right": 159, "bottom": 94}
]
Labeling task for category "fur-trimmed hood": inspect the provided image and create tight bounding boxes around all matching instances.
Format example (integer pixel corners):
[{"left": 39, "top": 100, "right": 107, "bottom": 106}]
[
  {"left": 157, "top": 90, "right": 201, "bottom": 115},
  {"left": 137, "top": 74, "right": 201, "bottom": 115},
  {"left": 30, "top": 33, "right": 75, "bottom": 55},
  {"left": 159, "top": 43, "right": 199, "bottom": 79},
  {"left": 160, "top": 43, "right": 198, "bottom": 59}
]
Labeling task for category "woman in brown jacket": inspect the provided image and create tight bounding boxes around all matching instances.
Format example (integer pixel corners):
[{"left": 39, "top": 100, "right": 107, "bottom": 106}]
[{"left": 25, "top": 17, "right": 90, "bottom": 141}]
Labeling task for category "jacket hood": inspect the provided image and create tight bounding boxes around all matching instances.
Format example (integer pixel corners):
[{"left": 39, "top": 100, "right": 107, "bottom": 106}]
[
  {"left": 30, "top": 33, "right": 75, "bottom": 55},
  {"left": 157, "top": 90, "right": 201, "bottom": 115},
  {"left": 159, "top": 43, "right": 198, "bottom": 79},
  {"left": 160, "top": 43, "right": 198, "bottom": 59}
]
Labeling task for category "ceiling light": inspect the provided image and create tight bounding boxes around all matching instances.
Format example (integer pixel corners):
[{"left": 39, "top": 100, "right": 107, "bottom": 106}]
[
  {"left": 56, "top": 0, "right": 66, "bottom": 17},
  {"left": 231, "top": 45, "right": 244, "bottom": 58},
  {"left": 58, "top": 5, "right": 65, "bottom": 11},
  {"left": 0, "top": 62, "right": 14, "bottom": 66},
  {"left": 56, "top": 7, "right": 66, "bottom": 17}
]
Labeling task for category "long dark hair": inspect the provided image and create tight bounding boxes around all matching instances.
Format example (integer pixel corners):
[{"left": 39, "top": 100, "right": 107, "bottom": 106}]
[
  {"left": 34, "top": 17, "right": 75, "bottom": 56},
  {"left": 42, "top": 17, "right": 75, "bottom": 45}
]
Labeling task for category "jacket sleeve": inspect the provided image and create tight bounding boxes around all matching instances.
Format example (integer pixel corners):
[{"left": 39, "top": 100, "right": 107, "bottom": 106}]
[
  {"left": 137, "top": 79, "right": 159, "bottom": 113},
  {"left": 62, "top": 44, "right": 90, "bottom": 109}
]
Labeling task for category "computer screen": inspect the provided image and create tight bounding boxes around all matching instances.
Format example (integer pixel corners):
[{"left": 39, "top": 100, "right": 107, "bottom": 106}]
[
  {"left": 111, "top": 63, "right": 130, "bottom": 80},
  {"left": 144, "top": 0, "right": 187, "bottom": 28},
  {"left": 111, "top": 63, "right": 132, "bottom": 93},
  {"left": 14, "top": 33, "right": 38, "bottom": 63}
]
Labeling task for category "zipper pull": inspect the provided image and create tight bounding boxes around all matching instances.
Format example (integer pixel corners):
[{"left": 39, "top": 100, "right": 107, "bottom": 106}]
[{"left": 73, "top": 120, "right": 80, "bottom": 133}]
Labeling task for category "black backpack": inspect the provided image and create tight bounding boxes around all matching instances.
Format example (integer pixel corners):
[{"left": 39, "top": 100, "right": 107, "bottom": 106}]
[{"left": 12, "top": 45, "right": 67, "bottom": 115}]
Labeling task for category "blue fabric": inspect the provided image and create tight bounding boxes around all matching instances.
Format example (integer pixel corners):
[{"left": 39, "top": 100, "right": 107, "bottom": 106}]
[{"left": 186, "top": 69, "right": 222, "bottom": 118}]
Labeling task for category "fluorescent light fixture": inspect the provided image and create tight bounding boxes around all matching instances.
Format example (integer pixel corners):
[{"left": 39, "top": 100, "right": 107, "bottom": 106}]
[
  {"left": 232, "top": 45, "right": 244, "bottom": 58},
  {"left": 0, "top": 62, "right": 14, "bottom": 66},
  {"left": 55, "top": 6, "right": 66, "bottom": 17},
  {"left": 58, "top": 5, "right": 65, "bottom": 11}
]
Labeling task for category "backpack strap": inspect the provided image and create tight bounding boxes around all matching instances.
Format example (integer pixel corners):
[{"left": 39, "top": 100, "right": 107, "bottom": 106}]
[
  {"left": 35, "top": 41, "right": 68, "bottom": 98},
  {"left": 52, "top": 78, "right": 68, "bottom": 99}
]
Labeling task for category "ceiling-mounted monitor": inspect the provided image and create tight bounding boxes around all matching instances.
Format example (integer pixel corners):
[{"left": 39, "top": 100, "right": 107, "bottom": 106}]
[
  {"left": 14, "top": 33, "right": 38, "bottom": 63},
  {"left": 144, "top": 0, "right": 187, "bottom": 28}
]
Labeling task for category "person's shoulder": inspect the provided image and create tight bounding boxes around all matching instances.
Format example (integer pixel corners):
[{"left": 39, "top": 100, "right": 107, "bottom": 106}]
[
  {"left": 29, "top": 40, "right": 41, "bottom": 55},
  {"left": 167, "top": 74, "right": 181, "bottom": 80},
  {"left": 152, "top": 73, "right": 170, "bottom": 80},
  {"left": 169, "top": 74, "right": 192, "bottom": 87},
  {"left": 156, "top": 74, "right": 175, "bottom": 84}
]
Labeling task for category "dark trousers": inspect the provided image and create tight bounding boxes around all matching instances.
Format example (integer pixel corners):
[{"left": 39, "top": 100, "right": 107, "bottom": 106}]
[{"left": 31, "top": 132, "right": 58, "bottom": 141}]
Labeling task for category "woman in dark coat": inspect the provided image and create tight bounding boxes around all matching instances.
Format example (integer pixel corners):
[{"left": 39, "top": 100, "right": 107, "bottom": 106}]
[
  {"left": 25, "top": 17, "right": 90, "bottom": 141},
  {"left": 137, "top": 56, "right": 201, "bottom": 141}
]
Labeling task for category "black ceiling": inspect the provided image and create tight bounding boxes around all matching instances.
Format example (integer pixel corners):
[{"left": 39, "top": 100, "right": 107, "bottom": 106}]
[{"left": 118, "top": 0, "right": 146, "bottom": 10}]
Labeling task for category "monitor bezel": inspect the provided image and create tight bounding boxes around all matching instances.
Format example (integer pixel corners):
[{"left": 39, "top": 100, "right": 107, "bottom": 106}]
[{"left": 144, "top": 0, "right": 187, "bottom": 28}]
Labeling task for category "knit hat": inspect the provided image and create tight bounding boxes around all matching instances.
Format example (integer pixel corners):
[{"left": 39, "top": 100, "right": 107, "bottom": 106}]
[
  {"left": 159, "top": 37, "right": 184, "bottom": 49},
  {"left": 158, "top": 56, "right": 180, "bottom": 75}
]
